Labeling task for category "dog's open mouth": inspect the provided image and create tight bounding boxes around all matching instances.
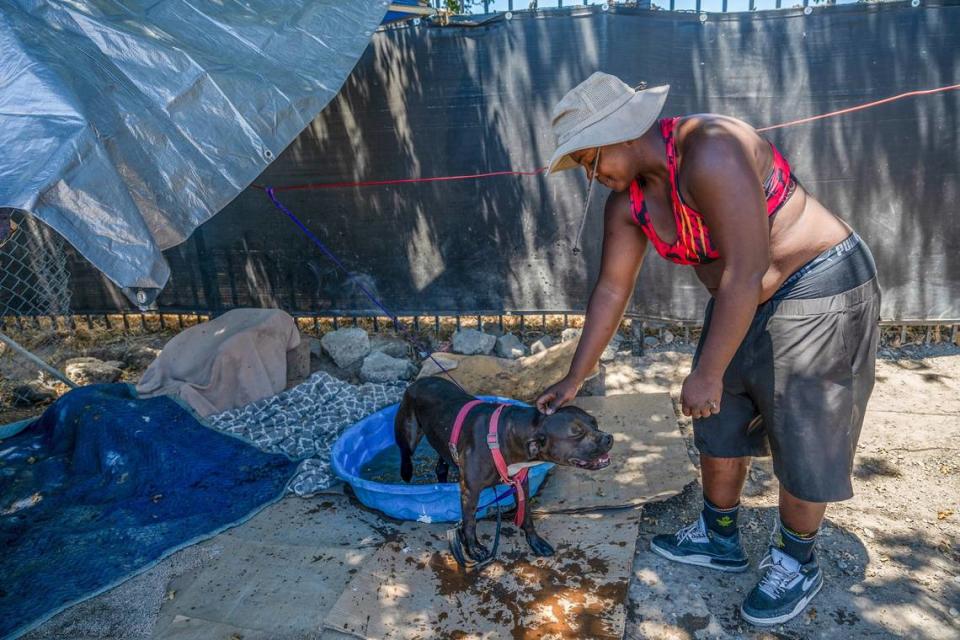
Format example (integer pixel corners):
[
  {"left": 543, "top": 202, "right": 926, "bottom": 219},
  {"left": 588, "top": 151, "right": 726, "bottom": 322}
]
[{"left": 568, "top": 453, "right": 611, "bottom": 470}]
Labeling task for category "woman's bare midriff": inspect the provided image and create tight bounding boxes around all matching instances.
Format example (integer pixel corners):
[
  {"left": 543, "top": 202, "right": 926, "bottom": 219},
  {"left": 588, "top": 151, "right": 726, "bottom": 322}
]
[
  {"left": 663, "top": 115, "right": 853, "bottom": 301},
  {"left": 695, "top": 187, "right": 853, "bottom": 301}
]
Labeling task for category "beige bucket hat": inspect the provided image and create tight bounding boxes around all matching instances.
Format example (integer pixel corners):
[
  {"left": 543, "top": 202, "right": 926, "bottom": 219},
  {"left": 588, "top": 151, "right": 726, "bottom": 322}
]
[{"left": 548, "top": 72, "right": 670, "bottom": 175}]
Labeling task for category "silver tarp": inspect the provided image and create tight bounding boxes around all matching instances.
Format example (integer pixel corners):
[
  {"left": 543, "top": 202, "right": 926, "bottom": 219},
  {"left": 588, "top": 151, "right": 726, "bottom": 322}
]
[{"left": 0, "top": 0, "right": 389, "bottom": 306}]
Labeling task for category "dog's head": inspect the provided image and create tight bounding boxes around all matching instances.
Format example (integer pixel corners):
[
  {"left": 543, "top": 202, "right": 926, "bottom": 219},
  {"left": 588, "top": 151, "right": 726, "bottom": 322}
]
[{"left": 527, "top": 406, "right": 612, "bottom": 470}]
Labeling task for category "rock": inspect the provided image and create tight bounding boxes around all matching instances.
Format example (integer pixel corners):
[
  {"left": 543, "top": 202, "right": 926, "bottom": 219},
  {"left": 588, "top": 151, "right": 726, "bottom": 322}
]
[
  {"left": 103, "top": 360, "right": 126, "bottom": 370},
  {"left": 416, "top": 339, "right": 597, "bottom": 404},
  {"left": 124, "top": 345, "right": 161, "bottom": 370},
  {"left": 743, "top": 460, "right": 775, "bottom": 498},
  {"left": 360, "top": 351, "right": 414, "bottom": 383},
  {"left": 320, "top": 328, "right": 370, "bottom": 368},
  {"left": 370, "top": 335, "right": 411, "bottom": 359},
  {"left": 309, "top": 338, "right": 324, "bottom": 359},
  {"left": 663, "top": 330, "right": 675, "bottom": 344},
  {"left": 600, "top": 333, "right": 625, "bottom": 363},
  {"left": 417, "top": 354, "right": 460, "bottom": 378},
  {"left": 64, "top": 357, "right": 122, "bottom": 385},
  {"left": 643, "top": 335, "right": 660, "bottom": 349},
  {"left": 578, "top": 366, "right": 606, "bottom": 397},
  {"left": 495, "top": 333, "right": 526, "bottom": 359},
  {"left": 530, "top": 335, "right": 555, "bottom": 354},
  {"left": 11, "top": 381, "right": 56, "bottom": 407},
  {"left": 309, "top": 348, "right": 361, "bottom": 384},
  {"left": 561, "top": 328, "right": 582, "bottom": 343},
  {"left": 451, "top": 329, "right": 496, "bottom": 355},
  {"left": 286, "top": 337, "right": 311, "bottom": 385}
]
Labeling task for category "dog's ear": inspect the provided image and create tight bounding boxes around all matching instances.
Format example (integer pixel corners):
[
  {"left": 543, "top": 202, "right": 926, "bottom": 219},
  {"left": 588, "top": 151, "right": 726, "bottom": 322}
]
[{"left": 526, "top": 434, "right": 546, "bottom": 460}]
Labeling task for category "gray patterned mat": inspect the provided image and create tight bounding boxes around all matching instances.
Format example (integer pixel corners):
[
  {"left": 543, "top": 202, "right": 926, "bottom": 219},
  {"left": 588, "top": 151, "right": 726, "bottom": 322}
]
[{"left": 208, "top": 371, "right": 407, "bottom": 496}]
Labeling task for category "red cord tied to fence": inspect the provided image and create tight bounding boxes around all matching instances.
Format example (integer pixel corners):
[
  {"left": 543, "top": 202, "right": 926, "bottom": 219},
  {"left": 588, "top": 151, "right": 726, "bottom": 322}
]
[{"left": 253, "top": 82, "right": 960, "bottom": 193}]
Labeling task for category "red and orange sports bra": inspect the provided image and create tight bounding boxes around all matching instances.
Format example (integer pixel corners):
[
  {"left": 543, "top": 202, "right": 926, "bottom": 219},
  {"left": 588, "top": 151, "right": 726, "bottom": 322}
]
[{"left": 629, "top": 117, "right": 797, "bottom": 265}]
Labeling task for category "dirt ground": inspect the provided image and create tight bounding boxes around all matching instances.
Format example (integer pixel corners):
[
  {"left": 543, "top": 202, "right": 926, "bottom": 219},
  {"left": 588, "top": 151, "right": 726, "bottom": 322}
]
[
  {"left": 614, "top": 344, "right": 960, "bottom": 639},
  {"left": 0, "top": 324, "right": 174, "bottom": 424},
  {"left": 2, "top": 326, "right": 959, "bottom": 638}
]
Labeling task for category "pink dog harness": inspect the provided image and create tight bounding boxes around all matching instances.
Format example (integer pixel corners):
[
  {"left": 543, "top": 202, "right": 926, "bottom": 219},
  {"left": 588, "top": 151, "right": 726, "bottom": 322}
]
[{"left": 448, "top": 400, "right": 530, "bottom": 527}]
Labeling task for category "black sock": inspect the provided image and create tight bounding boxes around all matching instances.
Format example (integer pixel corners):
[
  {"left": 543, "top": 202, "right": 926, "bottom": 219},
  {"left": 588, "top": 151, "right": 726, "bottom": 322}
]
[
  {"left": 702, "top": 496, "right": 739, "bottom": 537},
  {"left": 776, "top": 520, "right": 817, "bottom": 564}
]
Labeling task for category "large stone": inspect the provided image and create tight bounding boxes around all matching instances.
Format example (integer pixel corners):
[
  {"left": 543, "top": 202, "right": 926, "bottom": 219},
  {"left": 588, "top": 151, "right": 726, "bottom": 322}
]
[
  {"left": 370, "top": 335, "right": 411, "bottom": 360},
  {"left": 530, "top": 335, "right": 555, "bottom": 354},
  {"left": 451, "top": 329, "right": 496, "bottom": 355},
  {"left": 125, "top": 345, "right": 162, "bottom": 370},
  {"left": 561, "top": 328, "right": 582, "bottom": 342},
  {"left": 320, "top": 328, "right": 370, "bottom": 368},
  {"left": 417, "top": 354, "right": 459, "bottom": 379},
  {"left": 309, "top": 337, "right": 324, "bottom": 359},
  {"left": 495, "top": 333, "right": 525, "bottom": 359},
  {"left": 64, "top": 357, "right": 123, "bottom": 385},
  {"left": 417, "top": 338, "right": 598, "bottom": 404},
  {"left": 600, "top": 332, "right": 625, "bottom": 363},
  {"left": 360, "top": 351, "right": 414, "bottom": 383},
  {"left": 12, "top": 381, "right": 56, "bottom": 407},
  {"left": 579, "top": 366, "right": 606, "bottom": 397},
  {"left": 286, "top": 337, "right": 311, "bottom": 386},
  {"left": 643, "top": 335, "right": 661, "bottom": 349}
]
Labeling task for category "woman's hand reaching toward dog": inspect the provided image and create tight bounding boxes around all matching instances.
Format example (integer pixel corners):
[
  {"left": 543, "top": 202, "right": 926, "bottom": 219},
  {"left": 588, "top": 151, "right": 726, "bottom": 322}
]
[{"left": 536, "top": 376, "right": 581, "bottom": 415}]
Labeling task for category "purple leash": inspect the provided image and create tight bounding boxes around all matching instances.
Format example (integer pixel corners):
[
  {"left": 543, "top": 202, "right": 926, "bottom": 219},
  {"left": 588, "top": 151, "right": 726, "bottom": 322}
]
[{"left": 264, "top": 187, "right": 467, "bottom": 393}]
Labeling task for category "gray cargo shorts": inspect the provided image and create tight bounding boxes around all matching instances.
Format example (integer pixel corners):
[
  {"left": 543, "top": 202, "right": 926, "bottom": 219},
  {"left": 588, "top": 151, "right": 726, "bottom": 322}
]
[{"left": 692, "top": 276, "right": 882, "bottom": 503}]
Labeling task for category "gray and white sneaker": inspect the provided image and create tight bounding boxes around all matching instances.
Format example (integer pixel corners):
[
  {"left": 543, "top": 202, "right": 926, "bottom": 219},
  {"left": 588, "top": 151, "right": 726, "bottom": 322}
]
[
  {"left": 740, "top": 546, "right": 823, "bottom": 626},
  {"left": 650, "top": 514, "right": 749, "bottom": 572}
]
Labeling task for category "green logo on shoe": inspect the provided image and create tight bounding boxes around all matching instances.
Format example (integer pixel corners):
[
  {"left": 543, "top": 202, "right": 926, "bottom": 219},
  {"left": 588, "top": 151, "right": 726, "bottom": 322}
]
[{"left": 716, "top": 516, "right": 734, "bottom": 528}]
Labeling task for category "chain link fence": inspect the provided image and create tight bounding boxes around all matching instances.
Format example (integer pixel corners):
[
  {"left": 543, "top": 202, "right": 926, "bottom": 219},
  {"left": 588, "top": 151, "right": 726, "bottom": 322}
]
[
  {"left": 0, "top": 209, "right": 79, "bottom": 404},
  {"left": 0, "top": 209, "right": 72, "bottom": 324}
]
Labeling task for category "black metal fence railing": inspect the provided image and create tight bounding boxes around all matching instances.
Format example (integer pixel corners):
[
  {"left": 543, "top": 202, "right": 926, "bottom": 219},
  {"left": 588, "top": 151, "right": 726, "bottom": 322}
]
[
  {"left": 3, "top": 311, "right": 958, "bottom": 352},
  {"left": 437, "top": 0, "right": 872, "bottom": 15}
]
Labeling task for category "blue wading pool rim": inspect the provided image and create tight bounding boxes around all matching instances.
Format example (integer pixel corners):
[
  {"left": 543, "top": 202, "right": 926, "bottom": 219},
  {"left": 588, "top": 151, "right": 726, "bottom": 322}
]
[{"left": 331, "top": 396, "right": 553, "bottom": 523}]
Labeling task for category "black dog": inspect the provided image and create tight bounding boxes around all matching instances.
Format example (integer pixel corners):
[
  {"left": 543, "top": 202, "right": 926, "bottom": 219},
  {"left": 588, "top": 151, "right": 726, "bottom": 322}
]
[{"left": 395, "top": 376, "right": 613, "bottom": 565}]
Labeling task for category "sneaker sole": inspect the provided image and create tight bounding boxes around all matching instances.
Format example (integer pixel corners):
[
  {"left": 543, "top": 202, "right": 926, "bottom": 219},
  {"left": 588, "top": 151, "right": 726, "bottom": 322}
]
[
  {"left": 649, "top": 539, "right": 749, "bottom": 573},
  {"left": 739, "top": 579, "right": 823, "bottom": 626}
]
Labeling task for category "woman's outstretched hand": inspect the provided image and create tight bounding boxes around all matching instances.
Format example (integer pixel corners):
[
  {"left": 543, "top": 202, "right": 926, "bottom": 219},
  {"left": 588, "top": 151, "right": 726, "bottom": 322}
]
[{"left": 536, "top": 376, "right": 581, "bottom": 415}]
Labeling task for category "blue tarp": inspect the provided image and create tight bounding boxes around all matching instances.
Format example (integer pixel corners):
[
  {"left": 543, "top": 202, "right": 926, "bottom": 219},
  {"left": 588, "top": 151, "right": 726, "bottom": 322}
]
[
  {"left": 0, "top": 384, "right": 298, "bottom": 639},
  {"left": 382, "top": 1, "right": 429, "bottom": 25}
]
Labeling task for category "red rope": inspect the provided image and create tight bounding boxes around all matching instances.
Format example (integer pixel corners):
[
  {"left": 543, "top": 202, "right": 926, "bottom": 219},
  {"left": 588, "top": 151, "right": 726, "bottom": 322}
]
[
  {"left": 253, "top": 167, "right": 547, "bottom": 192},
  {"left": 756, "top": 83, "right": 960, "bottom": 132},
  {"left": 255, "top": 82, "right": 960, "bottom": 191}
]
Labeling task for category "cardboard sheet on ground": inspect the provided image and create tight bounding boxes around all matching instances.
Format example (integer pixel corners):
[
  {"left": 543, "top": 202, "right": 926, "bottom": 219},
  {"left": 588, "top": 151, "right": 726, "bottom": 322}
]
[
  {"left": 153, "top": 496, "right": 390, "bottom": 640},
  {"left": 534, "top": 393, "right": 695, "bottom": 513},
  {"left": 416, "top": 339, "right": 598, "bottom": 404},
  {"left": 324, "top": 510, "right": 639, "bottom": 640}
]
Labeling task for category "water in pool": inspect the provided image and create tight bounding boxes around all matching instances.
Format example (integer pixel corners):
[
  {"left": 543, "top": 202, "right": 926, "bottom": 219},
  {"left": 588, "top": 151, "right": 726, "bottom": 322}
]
[{"left": 360, "top": 438, "right": 460, "bottom": 485}]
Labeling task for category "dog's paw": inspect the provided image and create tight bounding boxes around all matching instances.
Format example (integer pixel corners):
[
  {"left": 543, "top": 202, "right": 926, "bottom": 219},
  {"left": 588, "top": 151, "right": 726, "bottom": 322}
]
[
  {"left": 526, "top": 533, "right": 555, "bottom": 557},
  {"left": 468, "top": 540, "right": 491, "bottom": 562},
  {"left": 449, "top": 527, "right": 492, "bottom": 567}
]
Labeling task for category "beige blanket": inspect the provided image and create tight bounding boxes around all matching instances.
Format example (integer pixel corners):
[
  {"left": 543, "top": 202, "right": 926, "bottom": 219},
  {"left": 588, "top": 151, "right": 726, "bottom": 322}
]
[{"left": 136, "top": 308, "right": 300, "bottom": 417}]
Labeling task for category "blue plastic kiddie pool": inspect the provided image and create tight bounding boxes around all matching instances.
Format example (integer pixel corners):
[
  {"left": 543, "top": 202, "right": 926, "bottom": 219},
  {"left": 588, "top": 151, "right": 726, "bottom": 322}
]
[{"left": 331, "top": 396, "right": 553, "bottom": 523}]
